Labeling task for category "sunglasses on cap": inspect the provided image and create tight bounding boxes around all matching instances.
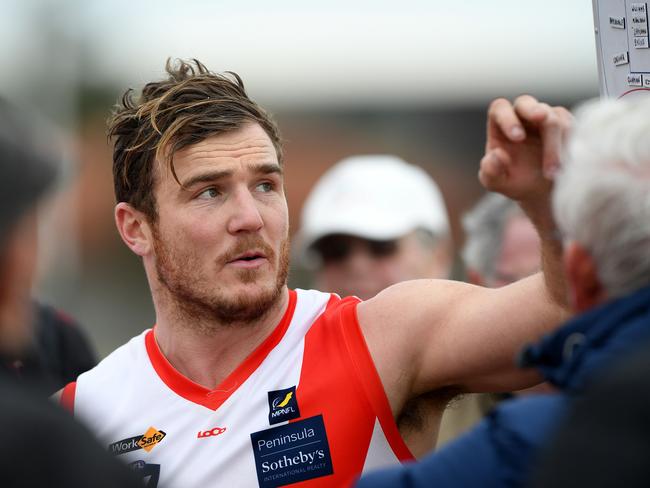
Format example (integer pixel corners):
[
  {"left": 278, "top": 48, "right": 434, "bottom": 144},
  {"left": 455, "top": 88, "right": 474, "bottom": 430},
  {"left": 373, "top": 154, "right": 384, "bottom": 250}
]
[{"left": 311, "top": 234, "right": 399, "bottom": 264}]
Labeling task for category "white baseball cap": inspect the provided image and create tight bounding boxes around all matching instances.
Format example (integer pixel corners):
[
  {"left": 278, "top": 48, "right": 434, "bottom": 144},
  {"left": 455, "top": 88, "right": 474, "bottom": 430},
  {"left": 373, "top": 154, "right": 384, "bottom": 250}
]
[{"left": 297, "top": 154, "right": 450, "bottom": 261}]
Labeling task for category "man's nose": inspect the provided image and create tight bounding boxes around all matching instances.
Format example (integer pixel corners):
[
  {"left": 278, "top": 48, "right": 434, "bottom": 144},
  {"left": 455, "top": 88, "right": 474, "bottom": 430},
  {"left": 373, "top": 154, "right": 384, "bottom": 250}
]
[
  {"left": 341, "top": 245, "right": 376, "bottom": 272},
  {"left": 226, "top": 188, "right": 264, "bottom": 234}
]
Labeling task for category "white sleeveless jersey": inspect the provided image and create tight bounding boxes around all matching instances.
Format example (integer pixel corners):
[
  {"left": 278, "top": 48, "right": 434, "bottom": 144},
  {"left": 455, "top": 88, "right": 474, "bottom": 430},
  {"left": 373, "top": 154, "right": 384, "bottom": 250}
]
[{"left": 62, "top": 289, "right": 413, "bottom": 487}]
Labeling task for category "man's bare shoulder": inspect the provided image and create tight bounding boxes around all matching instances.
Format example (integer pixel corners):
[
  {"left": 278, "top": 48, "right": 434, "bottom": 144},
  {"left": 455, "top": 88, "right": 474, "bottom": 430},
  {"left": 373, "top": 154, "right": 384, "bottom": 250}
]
[
  {"left": 356, "top": 279, "right": 482, "bottom": 411},
  {"left": 357, "top": 278, "right": 479, "bottom": 343},
  {"left": 356, "top": 274, "right": 556, "bottom": 414}
]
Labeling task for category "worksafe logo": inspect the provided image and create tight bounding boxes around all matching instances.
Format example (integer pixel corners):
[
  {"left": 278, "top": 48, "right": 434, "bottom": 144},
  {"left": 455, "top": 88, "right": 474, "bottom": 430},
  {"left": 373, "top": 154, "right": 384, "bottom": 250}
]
[
  {"left": 138, "top": 427, "right": 166, "bottom": 452},
  {"left": 268, "top": 386, "right": 301, "bottom": 425},
  {"left": 109, "top": 427, "right": 166, "bottom": 456}
]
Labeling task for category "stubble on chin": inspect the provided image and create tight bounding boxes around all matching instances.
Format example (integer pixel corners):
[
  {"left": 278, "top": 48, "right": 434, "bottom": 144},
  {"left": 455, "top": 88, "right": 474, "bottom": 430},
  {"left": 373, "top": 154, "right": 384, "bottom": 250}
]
[{"left": 153, "top": 232, "right": 290, "bottom": 331}]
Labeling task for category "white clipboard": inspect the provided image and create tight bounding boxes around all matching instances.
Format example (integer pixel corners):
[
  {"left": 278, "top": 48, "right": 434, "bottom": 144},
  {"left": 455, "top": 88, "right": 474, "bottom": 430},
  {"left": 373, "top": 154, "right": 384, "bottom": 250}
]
[{"left": 593, "top": 0, "right": 650, "bottom": 98}]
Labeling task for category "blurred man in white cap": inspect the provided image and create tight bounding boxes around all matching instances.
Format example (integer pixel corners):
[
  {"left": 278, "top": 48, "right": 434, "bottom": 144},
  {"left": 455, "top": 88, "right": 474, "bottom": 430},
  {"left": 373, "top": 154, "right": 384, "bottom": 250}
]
[{"left": 299, "top": 155, "right": 452, "bottom": 300}]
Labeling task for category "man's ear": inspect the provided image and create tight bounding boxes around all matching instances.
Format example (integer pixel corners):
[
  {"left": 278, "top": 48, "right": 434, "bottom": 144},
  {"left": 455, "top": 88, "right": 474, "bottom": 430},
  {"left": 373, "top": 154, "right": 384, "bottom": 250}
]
[
  {"left": 564, "top": 241, "right": 606, "bottom": 313},
  {"left": 115, "top": 202, "right": 153, "bottom": 257}
]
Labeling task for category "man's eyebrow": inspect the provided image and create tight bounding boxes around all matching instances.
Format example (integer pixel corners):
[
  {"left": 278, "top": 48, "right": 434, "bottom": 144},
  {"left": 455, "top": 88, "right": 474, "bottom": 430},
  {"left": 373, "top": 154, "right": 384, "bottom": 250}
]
[
  {"left": 252, "top": 163, "right": 283, "bottom": 176},
  {"left": 181, "top": 170, "right": 233, "bottom": 189},
  {"left": 179, "top": 163, "right": 282, "bottom": 189}
]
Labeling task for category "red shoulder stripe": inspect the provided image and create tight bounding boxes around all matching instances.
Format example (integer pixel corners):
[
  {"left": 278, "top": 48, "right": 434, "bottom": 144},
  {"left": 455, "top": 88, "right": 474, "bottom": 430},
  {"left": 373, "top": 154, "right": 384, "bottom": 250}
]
[
  {"left": 294, "top": 294, "right": 413, "bottom": 487},
  {"left": 340, "top": 303, "right": 414, "bottom": 462}
]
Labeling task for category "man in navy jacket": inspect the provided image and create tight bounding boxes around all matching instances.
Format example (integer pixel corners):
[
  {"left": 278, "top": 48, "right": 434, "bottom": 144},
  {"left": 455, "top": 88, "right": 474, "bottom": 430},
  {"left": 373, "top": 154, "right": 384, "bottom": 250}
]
[{"left": 357, "top": 95, "right": 650, "bottom": 487}]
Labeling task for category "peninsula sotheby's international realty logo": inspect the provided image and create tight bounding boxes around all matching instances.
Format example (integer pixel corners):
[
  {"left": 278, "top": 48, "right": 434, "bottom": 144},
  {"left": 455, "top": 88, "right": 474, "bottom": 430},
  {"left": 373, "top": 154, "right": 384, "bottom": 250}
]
[
  {"left": 250, "top": 415, "right": 333, "bottom": 487},
  {"left": 268, "top": 386, "right": 300, "bottom": 425}
]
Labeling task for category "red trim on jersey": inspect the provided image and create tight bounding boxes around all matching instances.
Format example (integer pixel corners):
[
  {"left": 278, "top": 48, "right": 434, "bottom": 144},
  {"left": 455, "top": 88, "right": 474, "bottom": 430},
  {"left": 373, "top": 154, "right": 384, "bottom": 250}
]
[
  {"left": 60, "top": 381, "right": 76, "bottom": 414},
  {"left": 294, "top": 295, "right": 413, "bottom": 487},
  {"left": 145, "top": 289, "right": 297, "bottom": 411},
  {"left": 343, "top": 303, "right": 414, "bottom": 462}
]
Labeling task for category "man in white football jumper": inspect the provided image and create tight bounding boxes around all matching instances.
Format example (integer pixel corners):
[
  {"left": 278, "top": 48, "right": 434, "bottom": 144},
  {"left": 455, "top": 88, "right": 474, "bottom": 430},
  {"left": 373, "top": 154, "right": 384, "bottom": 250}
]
[{"left": 57, "top": 60, "right": 571, "bottom": 488}]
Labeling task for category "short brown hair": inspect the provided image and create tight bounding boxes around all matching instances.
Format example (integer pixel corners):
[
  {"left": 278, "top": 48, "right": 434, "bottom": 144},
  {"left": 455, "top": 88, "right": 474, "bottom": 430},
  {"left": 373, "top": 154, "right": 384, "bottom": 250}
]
[{"left": 108, "top": 58, "right": 283, "bottom": 221}]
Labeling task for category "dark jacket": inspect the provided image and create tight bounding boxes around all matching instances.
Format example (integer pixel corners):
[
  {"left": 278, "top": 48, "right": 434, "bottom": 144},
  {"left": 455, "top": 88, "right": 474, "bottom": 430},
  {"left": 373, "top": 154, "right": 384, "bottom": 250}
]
[
  {"left": 531, "top": 337, "right": 650, "bottom": 487},
  {"left": 356, "top": 285, "right": 650, "bottom": 487},
  {"left": 4, "top": 302, "right": 97, "bottom": 395},
  {"left": 0, "top": 371, "right": 141, "bottom": 488}
]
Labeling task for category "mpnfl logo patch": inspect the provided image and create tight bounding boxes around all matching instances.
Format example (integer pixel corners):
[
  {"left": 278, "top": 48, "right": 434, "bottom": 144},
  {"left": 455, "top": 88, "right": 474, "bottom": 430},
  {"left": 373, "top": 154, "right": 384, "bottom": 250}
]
[{"left": 268, "top": 386, "right": 300, "bottom": 425}]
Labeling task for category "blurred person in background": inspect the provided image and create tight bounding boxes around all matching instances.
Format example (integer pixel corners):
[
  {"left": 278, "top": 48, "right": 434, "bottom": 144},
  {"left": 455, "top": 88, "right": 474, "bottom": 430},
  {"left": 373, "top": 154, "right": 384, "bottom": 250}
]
[
  {"left": 5, "top": 301, "right": 98, "bottom": 394},
  {"left": 357, "top": 95, "right": 650, "bottom": 487},
  {"left": 297, "top": 154, "right": 452, "bottom": 301},
  {"left": 0, "top": 101, "right": 98, "bottom": 395},
  {"left": 0, "top": 98, "right": 139, "bottom": 487},
  {"left": 0, "top": 113, "right": 98, "bottom": 394},
  {"left": 463, "top": 193, "right": 540, "bottom": 289},
  {"left": 59, "top": 60, "right": 570, "bottom": 486}
]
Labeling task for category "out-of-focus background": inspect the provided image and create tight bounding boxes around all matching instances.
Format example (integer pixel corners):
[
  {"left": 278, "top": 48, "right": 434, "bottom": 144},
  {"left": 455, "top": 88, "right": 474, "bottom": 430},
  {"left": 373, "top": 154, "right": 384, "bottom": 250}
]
[{"left": 2, "top": 0, "right": 598, "bottom": 357}]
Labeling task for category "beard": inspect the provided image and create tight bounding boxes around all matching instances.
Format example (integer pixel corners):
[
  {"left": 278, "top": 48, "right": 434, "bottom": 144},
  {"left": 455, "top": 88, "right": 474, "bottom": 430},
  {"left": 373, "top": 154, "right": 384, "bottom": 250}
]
[{"left": 152, "top": 229, "right": 290, "bottom": 330}]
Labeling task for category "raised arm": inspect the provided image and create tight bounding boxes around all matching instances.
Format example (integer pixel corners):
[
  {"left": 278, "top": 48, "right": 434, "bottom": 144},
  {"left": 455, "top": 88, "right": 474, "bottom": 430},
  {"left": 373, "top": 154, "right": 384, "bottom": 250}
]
[
  {"left": 479, "top": 95, "right": 572, "bottom": 307},
  {"left": 359, "top": 96, "right": 573, "bottom": 414}
]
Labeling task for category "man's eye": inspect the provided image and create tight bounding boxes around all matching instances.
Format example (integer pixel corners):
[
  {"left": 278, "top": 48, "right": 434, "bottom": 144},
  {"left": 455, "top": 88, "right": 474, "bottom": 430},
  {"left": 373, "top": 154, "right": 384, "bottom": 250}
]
[
  {"left": 256, "top": 182, "right": 273, "bottom": 192},
  {"left": 197, "top": 188, "right": 219, "bottom": 199}
]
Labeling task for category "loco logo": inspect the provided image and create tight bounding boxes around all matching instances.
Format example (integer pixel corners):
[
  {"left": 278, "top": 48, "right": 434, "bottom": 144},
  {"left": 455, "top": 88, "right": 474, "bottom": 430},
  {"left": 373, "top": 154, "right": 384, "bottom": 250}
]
[
  {"left": 197, "top": 426, "right": 227, "bottom": 439},
  {"left": 267, "top": 386, "right": 300, "bottom": 425}
]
